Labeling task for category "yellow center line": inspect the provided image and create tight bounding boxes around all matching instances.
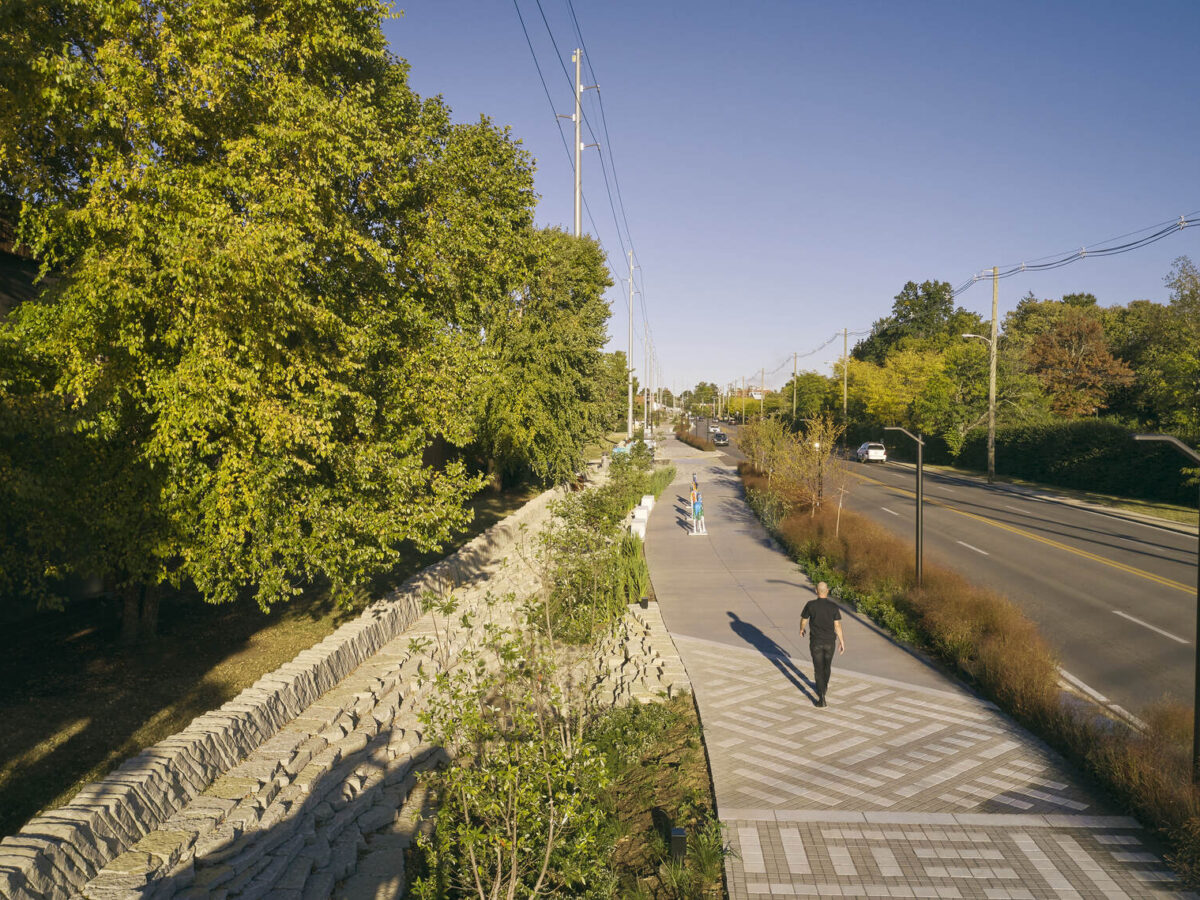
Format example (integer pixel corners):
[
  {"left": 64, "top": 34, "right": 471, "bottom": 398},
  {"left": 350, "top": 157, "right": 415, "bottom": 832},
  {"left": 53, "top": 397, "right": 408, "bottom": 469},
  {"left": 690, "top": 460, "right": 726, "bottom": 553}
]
[{"left": 850, "top": 470, "right": 1194, "bottom": 594}]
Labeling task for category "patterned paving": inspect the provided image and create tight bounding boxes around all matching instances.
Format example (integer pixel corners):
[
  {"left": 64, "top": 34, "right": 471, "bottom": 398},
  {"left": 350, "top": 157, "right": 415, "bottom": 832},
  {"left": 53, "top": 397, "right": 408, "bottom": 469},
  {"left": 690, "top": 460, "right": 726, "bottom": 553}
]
[{"left": 675, "top": 635, "right": 1196, "bottom": 899}]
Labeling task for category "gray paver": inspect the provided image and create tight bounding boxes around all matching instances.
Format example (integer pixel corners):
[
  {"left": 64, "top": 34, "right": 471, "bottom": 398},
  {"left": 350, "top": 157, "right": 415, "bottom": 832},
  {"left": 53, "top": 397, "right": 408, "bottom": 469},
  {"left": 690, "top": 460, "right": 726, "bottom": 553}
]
[{"left": 643, "top": 443, "right": 1196, "bottom": 899}]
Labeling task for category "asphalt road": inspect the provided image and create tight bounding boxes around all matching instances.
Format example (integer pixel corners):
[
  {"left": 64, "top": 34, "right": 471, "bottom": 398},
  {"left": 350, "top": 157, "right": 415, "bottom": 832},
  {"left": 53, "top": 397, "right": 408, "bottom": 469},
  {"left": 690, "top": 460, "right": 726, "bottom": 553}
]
[{"left": 696, "top": 416, "right": 1199, "bottom": 719}]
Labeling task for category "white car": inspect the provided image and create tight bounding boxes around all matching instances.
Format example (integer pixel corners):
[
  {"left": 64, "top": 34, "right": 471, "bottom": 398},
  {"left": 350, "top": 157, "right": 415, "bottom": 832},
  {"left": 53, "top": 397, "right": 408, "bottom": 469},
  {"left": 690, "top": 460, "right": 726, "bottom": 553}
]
[{"left": 856, "top": 441, "right": 887, "bottom": 463}]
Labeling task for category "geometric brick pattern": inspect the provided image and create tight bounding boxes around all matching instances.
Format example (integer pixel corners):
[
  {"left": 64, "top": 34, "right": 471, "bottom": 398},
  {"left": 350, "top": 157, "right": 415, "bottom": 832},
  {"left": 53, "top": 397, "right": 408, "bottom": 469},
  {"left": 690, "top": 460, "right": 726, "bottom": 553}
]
[{"left": 674, "top": 635, "right": 1197, "bottom": 899}]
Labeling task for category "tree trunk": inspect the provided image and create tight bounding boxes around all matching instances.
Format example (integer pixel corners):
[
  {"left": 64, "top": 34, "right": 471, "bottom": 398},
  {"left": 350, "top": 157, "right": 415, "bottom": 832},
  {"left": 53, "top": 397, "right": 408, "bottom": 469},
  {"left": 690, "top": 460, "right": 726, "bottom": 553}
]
[
  {"left": 139, "top": 583, "right": 159, "bottom": 643},
  {"left": 120, "top": 584, "right": 142, "bottom": 647}
]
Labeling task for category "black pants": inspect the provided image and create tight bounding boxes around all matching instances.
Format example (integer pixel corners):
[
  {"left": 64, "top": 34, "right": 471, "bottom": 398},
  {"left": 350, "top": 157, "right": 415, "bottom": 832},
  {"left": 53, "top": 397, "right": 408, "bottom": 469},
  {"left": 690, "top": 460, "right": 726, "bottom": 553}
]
[{"left": 810, "top": 641, "right": 836, "bottom": 700}]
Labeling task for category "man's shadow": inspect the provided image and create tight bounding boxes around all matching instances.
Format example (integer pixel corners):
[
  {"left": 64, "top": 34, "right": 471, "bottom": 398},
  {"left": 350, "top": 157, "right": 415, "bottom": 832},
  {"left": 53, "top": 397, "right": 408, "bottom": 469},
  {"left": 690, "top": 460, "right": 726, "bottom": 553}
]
[{"left": 726, "top": 612, "right": 819, "bottom": 704}]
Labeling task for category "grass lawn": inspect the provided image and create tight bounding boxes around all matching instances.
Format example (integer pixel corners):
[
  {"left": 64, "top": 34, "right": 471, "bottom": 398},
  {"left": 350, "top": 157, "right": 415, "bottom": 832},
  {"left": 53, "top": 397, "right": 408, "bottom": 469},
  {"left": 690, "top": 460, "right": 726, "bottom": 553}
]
[{"left": 0, "top": 483, "right": 542, "bottom": 839}]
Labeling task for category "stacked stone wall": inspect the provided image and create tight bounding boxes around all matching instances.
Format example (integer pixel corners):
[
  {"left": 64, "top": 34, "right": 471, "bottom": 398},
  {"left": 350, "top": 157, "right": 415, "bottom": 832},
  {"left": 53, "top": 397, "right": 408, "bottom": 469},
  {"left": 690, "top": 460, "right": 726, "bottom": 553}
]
[
  {"left": 594, "top": 602, "right": 691, "bottom": 706},
  {"left": 0, "top": 459, "right": 692, "bottom": 900},
  {"left": 0, "top": 485, "right": 562, "bottom": 900}
]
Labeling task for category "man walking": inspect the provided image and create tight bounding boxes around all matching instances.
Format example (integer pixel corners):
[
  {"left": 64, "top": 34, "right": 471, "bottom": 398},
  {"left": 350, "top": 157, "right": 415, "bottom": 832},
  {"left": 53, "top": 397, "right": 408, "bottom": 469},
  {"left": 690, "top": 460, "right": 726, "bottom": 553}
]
[{"left": 799, "top": 582, "right": 845, "bottom": 707}]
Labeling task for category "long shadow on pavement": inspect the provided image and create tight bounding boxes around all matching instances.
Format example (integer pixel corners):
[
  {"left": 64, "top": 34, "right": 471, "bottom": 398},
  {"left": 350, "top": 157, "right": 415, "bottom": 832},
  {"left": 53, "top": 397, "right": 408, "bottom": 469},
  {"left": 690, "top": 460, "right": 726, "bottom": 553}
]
[{"left": 726, "top": 611, "right": 820, "bottom": 705}]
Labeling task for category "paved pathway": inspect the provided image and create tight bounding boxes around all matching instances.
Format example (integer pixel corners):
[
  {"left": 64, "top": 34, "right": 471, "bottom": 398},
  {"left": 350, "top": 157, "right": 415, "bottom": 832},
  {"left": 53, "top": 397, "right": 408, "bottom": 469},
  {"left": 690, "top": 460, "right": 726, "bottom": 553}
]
[{"left": 646, "top": 440, "right": 1193, "bottom": 899}]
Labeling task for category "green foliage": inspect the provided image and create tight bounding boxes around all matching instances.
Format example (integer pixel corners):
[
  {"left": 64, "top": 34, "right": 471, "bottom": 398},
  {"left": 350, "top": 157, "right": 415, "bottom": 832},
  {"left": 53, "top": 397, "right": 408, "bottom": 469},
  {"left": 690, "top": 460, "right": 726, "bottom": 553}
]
[
  {"left": 414, "top": 630, "right": 614, "bottom": 898},
  {"left": 539, "top": 456, "right": 675, "bottom": 643},
  {"left": 0, "top": 2, "right": 536, "bottom": 610},
  {"left": 854, "top": 280, "right": 983, "bottom": 364},
  {"left": 956, "top": 418, "right": 1198, "bottom": 504},
  {"left": 476, "top": 228, "right": 615, "bottom": 487}
]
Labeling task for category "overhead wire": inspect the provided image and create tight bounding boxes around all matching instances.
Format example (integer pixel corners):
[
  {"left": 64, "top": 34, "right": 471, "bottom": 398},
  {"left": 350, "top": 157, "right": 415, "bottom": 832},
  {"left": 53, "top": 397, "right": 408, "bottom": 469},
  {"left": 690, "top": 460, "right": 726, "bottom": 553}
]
[
  {"left": 564, "top": 0, "right": 637, "bottom": 254},
  {"left": 514, "top": 0, "right": 653, "bottom": 384},
  {"left": 954, "top": 213, "right": 1198, "bottom": 298},
  {"left": 530, "top": 0, "right": 629, "bottom": 263}
]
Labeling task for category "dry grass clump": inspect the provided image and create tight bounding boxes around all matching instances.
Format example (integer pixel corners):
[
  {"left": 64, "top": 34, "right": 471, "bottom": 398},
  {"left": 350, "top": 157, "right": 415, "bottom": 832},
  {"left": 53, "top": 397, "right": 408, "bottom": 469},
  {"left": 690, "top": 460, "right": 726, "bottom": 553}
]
[
  {"left": 739, "top": 461, "right": 1200, "bottom": 884},
  {"left": 674, "top": 428, "right": 715, "bottom": 452}
]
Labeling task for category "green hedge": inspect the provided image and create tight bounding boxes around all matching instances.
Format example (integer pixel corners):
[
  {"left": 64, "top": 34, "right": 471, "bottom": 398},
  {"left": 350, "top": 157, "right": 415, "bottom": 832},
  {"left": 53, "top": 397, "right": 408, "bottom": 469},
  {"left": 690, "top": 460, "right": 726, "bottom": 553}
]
[{"left": 955, "top": 419, "right": 1197, "bottom": 504}]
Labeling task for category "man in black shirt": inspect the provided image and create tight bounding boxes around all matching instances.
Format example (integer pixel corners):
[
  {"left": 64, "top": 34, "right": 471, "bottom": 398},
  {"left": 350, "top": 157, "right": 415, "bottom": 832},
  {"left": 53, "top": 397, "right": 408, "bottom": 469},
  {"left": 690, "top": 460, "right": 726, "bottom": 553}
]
[{"left": 799, "top": 581, "right": 846, "bottom": 708}]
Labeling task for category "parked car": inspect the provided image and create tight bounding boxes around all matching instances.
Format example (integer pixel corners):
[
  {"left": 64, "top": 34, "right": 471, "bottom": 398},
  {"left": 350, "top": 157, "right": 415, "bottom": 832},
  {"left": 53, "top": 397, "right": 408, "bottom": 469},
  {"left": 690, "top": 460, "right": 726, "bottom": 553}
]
[
  {"left": 712, "top": 432, "right": 729, "bottom": 447},
  {"left": 855, "top": 441, "right": 887, "bottom": 463}
]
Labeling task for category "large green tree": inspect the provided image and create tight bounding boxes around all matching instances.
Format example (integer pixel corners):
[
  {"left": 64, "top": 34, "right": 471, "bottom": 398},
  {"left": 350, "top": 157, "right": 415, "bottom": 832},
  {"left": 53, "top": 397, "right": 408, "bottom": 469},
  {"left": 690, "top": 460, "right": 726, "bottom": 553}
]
[
  {"left": 0, "top": 0, "right": 534, "bottom": 618},
  {"left": 1141, "top": 257, "right": 1200, "bottom": 431},
  {"left": 854, "top": 280, "right": 983, "bottom": 364},
  {"left": 475, "top": 228, "right": 613, "bottom": 486}
]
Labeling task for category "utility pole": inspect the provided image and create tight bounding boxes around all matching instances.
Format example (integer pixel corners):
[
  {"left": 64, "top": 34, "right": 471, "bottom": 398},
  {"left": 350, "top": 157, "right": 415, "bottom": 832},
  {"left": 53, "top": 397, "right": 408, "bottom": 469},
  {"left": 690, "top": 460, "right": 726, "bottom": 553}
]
[
  {"left": 842, "top": 327, "right": 848, "bottom": 423},
  {"left": 741, "top": 376, "right": 745, "bottom": 425},
  {"left": 626, "top": 250, "right": 634, "bottom": 439},
  {"left": 988, "top": 266, "right": 998, "bottom": 484},
  {"left": 643, "top": 331, "right": 650, "bottom": 437},
  {"left": 572, "top": 50, "right": 582, "bottom": 237},
  {"left": 760, "top": 367, "right": 765, "bottom": 419},
  {"left": 562, "top": 49, "right": 597, "bottom": 238},
  {"left": 792, "top": 351, "right": 797, "bottom": 419}
]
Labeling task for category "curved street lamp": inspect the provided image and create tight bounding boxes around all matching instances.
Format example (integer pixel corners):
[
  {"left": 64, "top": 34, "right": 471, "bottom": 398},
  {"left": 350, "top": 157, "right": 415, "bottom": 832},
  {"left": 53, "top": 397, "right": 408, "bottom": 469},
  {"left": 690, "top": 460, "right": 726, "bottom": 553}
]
[{"left": 1134, "top": 434, "right": 1200, "bottom": 782}]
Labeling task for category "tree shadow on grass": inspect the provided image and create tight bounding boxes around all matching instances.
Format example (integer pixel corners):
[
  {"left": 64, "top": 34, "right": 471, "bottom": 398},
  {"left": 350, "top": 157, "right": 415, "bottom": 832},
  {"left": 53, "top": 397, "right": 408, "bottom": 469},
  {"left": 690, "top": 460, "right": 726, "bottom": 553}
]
[{"left": 726, "top": 612, "right": 818, "bottom": 704}]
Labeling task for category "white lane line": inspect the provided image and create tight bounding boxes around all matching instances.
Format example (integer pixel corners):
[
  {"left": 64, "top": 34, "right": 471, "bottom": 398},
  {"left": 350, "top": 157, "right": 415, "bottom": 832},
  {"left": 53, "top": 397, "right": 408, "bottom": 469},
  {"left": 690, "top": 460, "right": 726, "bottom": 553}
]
[
  {"left": 956, "top": 540, "right": 989, "bottom": 556},
  {"left": 1058, "top": 667, "right": 1147, "bottom": 732},
  {"left": 1112, "top": 610, "right": 1190, "bottom": 644},
  {"left": 881, "top": 507, "right": 900, "bottom": 516},
  {"left": 1005, "top": 505, "right": 1022, "bottom": 511}
]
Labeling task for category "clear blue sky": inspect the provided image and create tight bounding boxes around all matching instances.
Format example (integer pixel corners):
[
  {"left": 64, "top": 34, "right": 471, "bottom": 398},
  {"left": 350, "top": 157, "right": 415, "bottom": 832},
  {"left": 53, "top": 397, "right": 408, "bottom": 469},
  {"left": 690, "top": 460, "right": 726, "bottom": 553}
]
[{"left": 384, "top": 1, "right": 1200, "bottom": 394}]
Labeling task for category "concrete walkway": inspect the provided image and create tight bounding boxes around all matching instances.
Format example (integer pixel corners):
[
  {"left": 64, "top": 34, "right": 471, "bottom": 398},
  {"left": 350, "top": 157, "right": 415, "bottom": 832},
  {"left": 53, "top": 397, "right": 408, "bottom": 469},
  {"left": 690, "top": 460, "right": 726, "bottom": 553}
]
[{"left": 645, "top": 439, "right": 1194, "bottom": 899}]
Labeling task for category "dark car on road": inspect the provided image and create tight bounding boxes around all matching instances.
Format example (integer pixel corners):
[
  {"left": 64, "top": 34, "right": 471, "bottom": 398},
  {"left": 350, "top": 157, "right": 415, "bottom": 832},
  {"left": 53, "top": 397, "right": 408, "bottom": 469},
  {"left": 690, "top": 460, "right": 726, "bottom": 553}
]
[{"left": 712, "top": 432, "right": 729, "bottom": 447}]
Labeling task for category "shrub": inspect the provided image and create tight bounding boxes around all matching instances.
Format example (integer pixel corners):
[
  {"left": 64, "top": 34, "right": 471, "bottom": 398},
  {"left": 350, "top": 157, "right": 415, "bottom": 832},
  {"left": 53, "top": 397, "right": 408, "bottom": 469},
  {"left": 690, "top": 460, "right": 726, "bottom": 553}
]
[
  {"left": 539, "top": 456, "right": 675, "bottom": 643},
  {"left": 413, "top": 630, "right": 614, "bottom": 899},
  {"left": 956, "top": 418, "right": 1198, "bottom": 504}
]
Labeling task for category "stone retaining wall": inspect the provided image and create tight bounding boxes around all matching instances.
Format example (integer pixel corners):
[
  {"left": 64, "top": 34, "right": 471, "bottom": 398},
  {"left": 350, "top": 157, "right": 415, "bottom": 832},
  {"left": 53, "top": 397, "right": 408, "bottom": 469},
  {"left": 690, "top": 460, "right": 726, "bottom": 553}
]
[
  {"left": 0, "top": 485, "right": 563, "bottom": 900},
  {"left": 594, "top": 602, "right": 691, "bottom": 706},
  {"left": 0, "top": 460, "right": 690, "bottom": 900}
]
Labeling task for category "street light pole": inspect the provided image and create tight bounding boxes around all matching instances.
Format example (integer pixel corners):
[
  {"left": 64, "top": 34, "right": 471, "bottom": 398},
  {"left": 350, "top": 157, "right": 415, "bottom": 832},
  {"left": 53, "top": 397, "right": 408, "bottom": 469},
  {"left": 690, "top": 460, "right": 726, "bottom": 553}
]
[
  {"left": 1134, "top": 434, "right": 1200, "bottom": 782},
  {"left": 885, "top": 427, "right": 924, "bottom": 587}
]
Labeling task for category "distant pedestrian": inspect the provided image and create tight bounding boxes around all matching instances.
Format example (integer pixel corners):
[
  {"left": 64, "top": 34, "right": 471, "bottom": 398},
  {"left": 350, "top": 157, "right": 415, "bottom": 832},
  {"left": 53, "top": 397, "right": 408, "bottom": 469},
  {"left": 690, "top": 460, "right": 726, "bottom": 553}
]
[
  {"left": 799, "top": 582, "right": 845, "bottom": 707},
  {"left": 689, "top": 482, "right": 698, "bottom": 526},
  {"left": 692, "top": 490, "right": 706, "bottom": 534}
]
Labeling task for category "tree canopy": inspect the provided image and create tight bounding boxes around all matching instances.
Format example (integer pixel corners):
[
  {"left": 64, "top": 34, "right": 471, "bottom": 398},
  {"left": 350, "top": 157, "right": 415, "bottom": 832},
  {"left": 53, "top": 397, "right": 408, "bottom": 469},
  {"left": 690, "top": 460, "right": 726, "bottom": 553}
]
[
  {"left": 475, "top": 227, "right": 614, "bottom": 486},
  {"left": 0, "top": 0, "right": 564, "bottom": 614}
]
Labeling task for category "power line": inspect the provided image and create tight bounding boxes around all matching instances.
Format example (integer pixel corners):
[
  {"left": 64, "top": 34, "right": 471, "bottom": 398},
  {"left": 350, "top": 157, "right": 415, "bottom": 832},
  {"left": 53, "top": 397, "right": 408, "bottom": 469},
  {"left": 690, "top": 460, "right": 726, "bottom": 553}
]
[
  {"left": 532, "top": 0, "right": 636, "bottom": 274},
  {"left": 564, "top": 0, "right": 637, "bottom": 253},
  {"left": 514, "top": 1, "right": 657, "bottom": 388},
  {"left": 954, "top": 213, "right": 1198, "bottom": 298}
]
